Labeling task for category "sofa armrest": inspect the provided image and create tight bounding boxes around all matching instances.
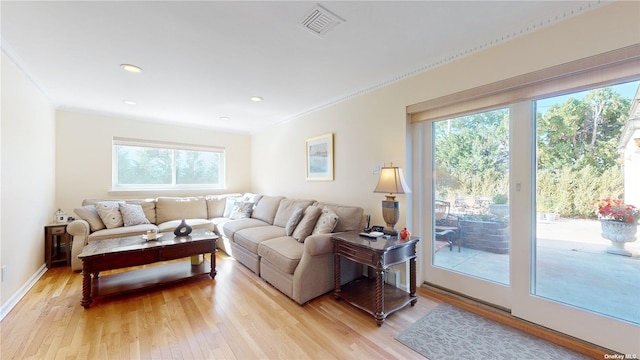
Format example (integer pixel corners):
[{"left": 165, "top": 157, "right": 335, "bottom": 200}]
[
  {"left": 303, "top": 233, "right": 334, "bottom": 256},
  {"left": 67, "top": 220, "right": 90, "bottom": 272},
  {"left": 293, "top": 232, "right": 360, "bottom": 304}
]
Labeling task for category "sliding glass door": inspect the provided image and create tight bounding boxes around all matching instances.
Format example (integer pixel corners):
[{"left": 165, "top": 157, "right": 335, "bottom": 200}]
[
  {"left": 417, "top": 80, "right": 640, "bottom": 353},
  {"left": 511, "top": 82, "right": 640, "bottom": 354},
  {"left": 426, "top": 108, "right": 511, "bottom": 308}
]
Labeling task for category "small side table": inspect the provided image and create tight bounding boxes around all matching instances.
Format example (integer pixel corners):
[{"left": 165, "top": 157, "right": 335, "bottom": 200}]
[
  {"left": 332, "top": 231, "right": 420, "bottom": 326},
  {"left": 45, "top": 223, "right": 71, "bottom": 268}
]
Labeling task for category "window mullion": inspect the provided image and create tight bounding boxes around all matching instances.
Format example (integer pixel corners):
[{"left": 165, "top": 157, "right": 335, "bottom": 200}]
[{"left": 172, "top": 149, "right": 177, "bottom": 185}]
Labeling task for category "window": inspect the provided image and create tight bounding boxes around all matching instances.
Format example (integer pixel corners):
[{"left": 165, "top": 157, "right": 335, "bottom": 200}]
[{"left": 113, "top": 137, "right": 225, "bottom": 190}]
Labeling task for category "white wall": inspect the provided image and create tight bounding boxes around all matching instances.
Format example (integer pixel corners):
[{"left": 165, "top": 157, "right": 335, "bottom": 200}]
[
  {"left": 251, "top": 88, "right": 409, "bottom": 228},
  {"left": 55, "top": 111, "right": 252, "bottom": 214},
  {"left": 1, "top": 52, "right": 55, "bottom": 313},
  {"left": 252, "top": 1, "right": 640, "bottom": 233}
]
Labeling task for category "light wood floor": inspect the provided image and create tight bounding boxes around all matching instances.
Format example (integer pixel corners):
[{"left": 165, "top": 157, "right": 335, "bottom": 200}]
[{"left": 1, "top": 252, "right": 607, "bottom": 359}]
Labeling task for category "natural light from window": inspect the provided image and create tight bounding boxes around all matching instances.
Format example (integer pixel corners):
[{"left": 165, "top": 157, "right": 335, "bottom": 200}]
[{"left": 112, "top": 138, "right": 225, "bottom": 190}]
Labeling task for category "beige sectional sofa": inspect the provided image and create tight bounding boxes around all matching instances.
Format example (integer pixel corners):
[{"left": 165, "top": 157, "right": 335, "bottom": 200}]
[
  {"left": 67, "top": 194, "right": 241, "bottom": 271},
  {"left": 219, "top": 196, "right": 364, "bottom": 304},
  {"left": 67, "top": 193, "right": 364, "bottom": 305}
]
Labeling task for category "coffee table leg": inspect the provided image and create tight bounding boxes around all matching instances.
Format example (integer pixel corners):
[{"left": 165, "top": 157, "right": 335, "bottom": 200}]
[
  {"left": 81, "top": 270, "right": 93, "bottom": 309},
  {"left": 209, "top": 251, "right": 217, "bottom": 279}
]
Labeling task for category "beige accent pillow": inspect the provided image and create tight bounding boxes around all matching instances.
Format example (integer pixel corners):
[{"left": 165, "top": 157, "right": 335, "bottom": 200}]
[
  {"left": 313, "top": 202, "right": 364, "bottom": 232},
  {"left": 273, "top": 199, "right": 315, "bottom": 227},
  {"left": 125, "top": 199, "right": 156, "bottom": 224},
  {"left": 312, "top": 207, "right": 339, "bottom": 235},
  {"left": 293, "top": 206, "right": 322, "bottom": 241},
  {"left": 229, "top": 201, "right": 254, "bottom": 220},
  {"left": 285, "top": 207, "right": 304, "bottom": 236},
  {"left": 119, "top": 203, "right": 151, "bottom": 226},
  {"left": 73, "top": 205, "right": 106, "bottom": 231},
  {"left": 95, "top": 201, "right": 124, "bottom": 229}
]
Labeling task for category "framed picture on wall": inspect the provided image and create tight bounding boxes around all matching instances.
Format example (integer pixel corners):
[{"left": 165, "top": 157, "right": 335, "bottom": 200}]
[{"left": 305, "top": 133, "right": 334, "bottom": 181}]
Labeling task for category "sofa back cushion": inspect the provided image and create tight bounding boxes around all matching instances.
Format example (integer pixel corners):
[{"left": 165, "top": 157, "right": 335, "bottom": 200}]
[
  {"left": 314, "top": 202, "right": 364, "bottom": 232},
  {"left": 124, "top": 199, "right": 156, "bottom": 224},
  {"left": 273, "top": 199, "right": 315, "bottom": 227},
  {"left": 156, "top": 197, "right": 207, "bottom": 224},
  {"left": 206, "top": 193, "right": 242, "bottom": 218},
  {"left": 251, "top": 196, "right": 285, "bottom": 224}
]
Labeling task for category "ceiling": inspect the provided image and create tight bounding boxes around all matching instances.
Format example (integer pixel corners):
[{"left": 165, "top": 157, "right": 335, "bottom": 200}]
[{"left": 1, "top": 1, "right": 603, "bottom": 134}]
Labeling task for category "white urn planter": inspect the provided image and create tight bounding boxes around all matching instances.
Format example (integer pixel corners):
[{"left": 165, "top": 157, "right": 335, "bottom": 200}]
[
  {"left": 600, "top": 220, "right": 638, "bottom": 256},
  {"left": 489, "top": 204, "right": 509, "bottom": 218}
]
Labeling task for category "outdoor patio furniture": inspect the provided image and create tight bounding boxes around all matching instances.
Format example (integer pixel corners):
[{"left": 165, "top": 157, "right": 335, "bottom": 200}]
[{"left": 435, "top": 200, "right": 462, "bottom": 252}]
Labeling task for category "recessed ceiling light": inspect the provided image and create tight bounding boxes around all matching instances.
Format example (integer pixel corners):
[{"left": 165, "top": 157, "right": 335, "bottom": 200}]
[
  {"left": 120, "top": 64, "right": 143, "bottom": 73},
  {"left": 220, "top": 116, "right": 230, "bottom": 121},
  {"left": 250, "top": 96, "right": 263, "bottom": 102},
  {"left": 123, "top": 100, "right": 137, "bottom": 105}
]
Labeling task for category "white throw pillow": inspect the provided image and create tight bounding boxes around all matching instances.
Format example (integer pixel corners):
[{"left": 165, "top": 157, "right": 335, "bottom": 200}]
[
  {"left": 223, "top": 197, "right": 240, "bottom": 218},
  {"left": 312, "top": 207, "right": 339, "bottom": 235},
  {"left": 229, "top": 201, "right": 254, "bottom": 220},
  {"left": 120, "top": 203, "right": 151, "bottom": 226},
  {"left": 95, "top": 201, "right": 124, "bottom": 229}
]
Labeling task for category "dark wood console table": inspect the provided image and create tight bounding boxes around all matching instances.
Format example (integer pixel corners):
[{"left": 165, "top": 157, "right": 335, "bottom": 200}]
[
  {"left": 78, "top": 229, "right": 217, "bottom": 308},
  {"left": 332, "top": 231, "right": 419, "bottom": 326}
]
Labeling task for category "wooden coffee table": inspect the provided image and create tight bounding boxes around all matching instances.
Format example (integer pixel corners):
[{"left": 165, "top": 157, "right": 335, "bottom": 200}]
[{"left": 78, "top": 228, "right": 217, "bottom": 308}]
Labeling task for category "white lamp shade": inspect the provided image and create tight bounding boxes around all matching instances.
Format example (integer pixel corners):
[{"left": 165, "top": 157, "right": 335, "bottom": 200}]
[{"left": 374, "top": 166, "right": 411, "bottom": 194}]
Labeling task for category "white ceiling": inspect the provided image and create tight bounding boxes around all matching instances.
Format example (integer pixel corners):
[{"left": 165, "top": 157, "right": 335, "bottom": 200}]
[{"left": 1, "top": 1, "right": 603, "bottom": 133}]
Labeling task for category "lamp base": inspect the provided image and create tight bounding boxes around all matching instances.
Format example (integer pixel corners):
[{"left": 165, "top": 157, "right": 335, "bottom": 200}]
[
  {"left": 382, "top": 228, "right": 399, "bottom": 236},
  {"left": 381, "top": 200, "right": 400, "bottom": 237}
]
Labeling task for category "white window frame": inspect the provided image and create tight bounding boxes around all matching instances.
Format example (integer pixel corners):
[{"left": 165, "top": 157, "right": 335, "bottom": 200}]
[{"left": 112, "top": 137, "right": 226, "bottom": 192}]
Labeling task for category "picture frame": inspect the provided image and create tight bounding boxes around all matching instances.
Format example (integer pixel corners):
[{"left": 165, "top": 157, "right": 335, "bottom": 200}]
[{"left": 305, "top": 133, "right": 334, "bottom": 181}]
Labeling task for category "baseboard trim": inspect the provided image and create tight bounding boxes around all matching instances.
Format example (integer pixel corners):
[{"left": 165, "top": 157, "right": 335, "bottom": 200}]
[
  {"left": 420, "top": 283, "right": 615, "bottom": 359},
  {"left": 0, "top": 264, "right": 47, "bottom": 321}
]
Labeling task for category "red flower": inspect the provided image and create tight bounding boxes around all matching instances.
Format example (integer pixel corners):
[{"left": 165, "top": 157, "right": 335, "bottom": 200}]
[{"left": 595, "top": 198, "right": 640, "bottom": 223}]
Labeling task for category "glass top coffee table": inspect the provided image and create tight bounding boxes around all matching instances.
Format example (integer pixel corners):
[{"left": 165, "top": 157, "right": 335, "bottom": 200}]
[{"left": 78, "top": 228, "right": 217, "bottom": 308}]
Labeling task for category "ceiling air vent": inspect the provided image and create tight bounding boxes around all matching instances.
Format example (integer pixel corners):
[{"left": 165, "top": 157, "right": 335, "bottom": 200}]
[{"left": 299, "top": 4, "right": 345, "bottom": 37}]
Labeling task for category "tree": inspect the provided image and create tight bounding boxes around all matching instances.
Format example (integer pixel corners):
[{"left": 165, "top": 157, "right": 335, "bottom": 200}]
[
  {"left": 434, "top": 108, "right": 509, "bottom": 199},
  {"left": 537, "top": 88, "right": 630, "bottom": 174},
  {"left": 535, "top": 87, "right": 631, "bottom": 217}
]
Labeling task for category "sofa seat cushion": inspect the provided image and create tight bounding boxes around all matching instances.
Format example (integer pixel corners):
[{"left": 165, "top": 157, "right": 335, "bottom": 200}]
[
  {"left": 258, "top": 237, "right": 303, "bottom": 275},
  {"left": 157, "top": 219, "right": 213, "bottom": 233},
  {"left": 221, "top": 218, "right": 269, "bottom": 241},
  {"left": 87, "top": 224, "right": 159, "bottom": 241},
  {"left": 234, "top": 226, "right": 286, "bottom": 254},
  {"left": 210, "top": 217, "right": 232, "bottom": 233}
]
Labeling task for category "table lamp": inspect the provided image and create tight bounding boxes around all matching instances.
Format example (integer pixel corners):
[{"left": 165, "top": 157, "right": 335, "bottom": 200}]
[{"left": 373, "top": 163, "right": 411, "bottom": 236}]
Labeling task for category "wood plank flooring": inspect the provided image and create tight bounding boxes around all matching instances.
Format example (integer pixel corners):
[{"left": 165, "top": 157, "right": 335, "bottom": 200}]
[{"left": 1, "top": 252, "right": 606, "bottom": 359}]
